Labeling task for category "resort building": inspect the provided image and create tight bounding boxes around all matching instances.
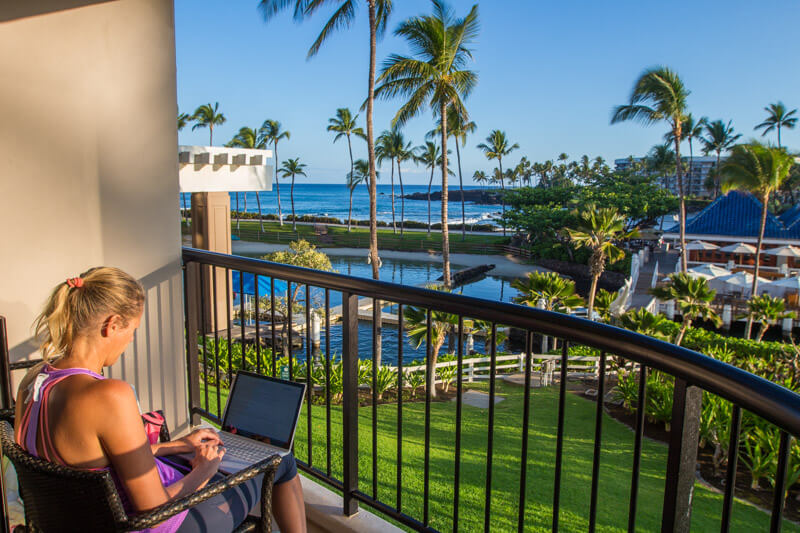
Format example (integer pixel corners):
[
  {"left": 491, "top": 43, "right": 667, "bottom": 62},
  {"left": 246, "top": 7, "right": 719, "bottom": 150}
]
[{"left": 614, "top": 155, "right": 720, "bottom": 198}]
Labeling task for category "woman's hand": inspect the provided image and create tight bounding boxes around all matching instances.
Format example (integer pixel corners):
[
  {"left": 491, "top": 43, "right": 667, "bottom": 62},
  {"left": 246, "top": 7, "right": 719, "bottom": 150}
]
[
  {"left": 190, "top": 441, "right": 225, "bottom": 486},
  {"left": 179, "top": 428, "right": 222, "bottom": 451}
]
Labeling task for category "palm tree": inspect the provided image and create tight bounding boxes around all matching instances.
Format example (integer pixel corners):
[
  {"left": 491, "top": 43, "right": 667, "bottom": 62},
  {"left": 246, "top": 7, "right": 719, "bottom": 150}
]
[
  {"left": 754, "top": 102, "right": 798, "bottom": 148},
  {"left": 477, "top": 130, "right": 518, "bottom": 236},
  {"left": 416, "top": 141, "right": 441, "bottom": 234},
  {"left": 261, "top": 119, "right": 290, "bottom": 227},
  {"left": 228, "top": 126, "right": 269, "bottom": 232},
  {"left": 473, "top": 170, "right": 488, "bottom": 189},
  {"left": 191, "top": 102, "right": 226, "bottom": 145},
  {"left": 328, "top": 108, "right": 365, "bottom": 231},
  {"left": 647, "top": 143, "right": 676, "bottom": 178},
  {"left": 740, "top": 294, "right": 797, "bottom": 341},
  {"left": 376, "top": 130, "right": 398, "bottom": 233},
  {"left": 347, "top": 159, "right": 371, "bottom": 227},
  {"left": 651, "top": 273, "right": 721, "bottom": 346},
  {"left": 666, "top": 114, "right": 707, "bottom": 195},
  {"left": 720, "top": 142, "right": 794, "bottom": 337},
  {"left": 375, "top": 0, "right": 479, "bottom": 287},
  {"left": 566, "top": 206, "right": 638, "bottom": 321},
  {"left": 404, "top": 305, "right": 461, "bottom": 399},
  {"left": 512, "top": 271, "right": 584, "bottom": 313},
  {"left": 611, "top": 67, "right": 690, "bottom": 271},
  {"left": 279, "top": 158, "right": 308, "bottom": 231},
  {"left": 394, "top": 134, "right": 415, "bottom": 235},
  {"left": 700, "top": 119, "right": 742, "bottom": 198},
  {"left": 427, "top": 107, "right": 477, "bottom": 240},
  {"left": 593, "top": 288, "right": 618, "bottom": 322},
  {"left": 260, "top": 0, "right": 394, "bottom": 282},
  {"left": 177, "top": 112, "right": 191, "bottom": 131}
]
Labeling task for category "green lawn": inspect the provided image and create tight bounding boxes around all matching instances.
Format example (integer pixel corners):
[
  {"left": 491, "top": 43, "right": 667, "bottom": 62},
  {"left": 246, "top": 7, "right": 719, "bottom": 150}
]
[
  {"left": 186, "top": 220, "right": 510, "bottom": 254},
  {"left": 200, "top": 381, "right": 796, "bottom": 532}
]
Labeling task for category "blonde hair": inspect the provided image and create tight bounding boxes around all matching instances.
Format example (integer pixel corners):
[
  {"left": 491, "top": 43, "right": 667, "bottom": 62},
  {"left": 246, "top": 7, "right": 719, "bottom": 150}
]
[{"left": 33, "top": 267, "right": 145, "bottom": 360}]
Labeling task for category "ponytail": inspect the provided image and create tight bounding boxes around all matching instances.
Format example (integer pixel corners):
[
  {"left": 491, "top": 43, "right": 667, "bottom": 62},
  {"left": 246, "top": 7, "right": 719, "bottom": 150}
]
[{"left": 33, "top": 267, "right": 145, "bottom": 360}]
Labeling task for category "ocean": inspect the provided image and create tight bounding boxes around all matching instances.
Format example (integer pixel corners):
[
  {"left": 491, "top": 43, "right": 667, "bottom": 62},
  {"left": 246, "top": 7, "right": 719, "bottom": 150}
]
[{"left": 179, "top": 183, "right": 500, "bottom": 226}]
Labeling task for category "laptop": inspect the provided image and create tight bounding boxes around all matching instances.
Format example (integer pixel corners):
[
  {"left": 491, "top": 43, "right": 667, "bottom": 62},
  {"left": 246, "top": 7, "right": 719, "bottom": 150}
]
[{"left": 186, "top": 371, "right": 306, "bottom": 475}]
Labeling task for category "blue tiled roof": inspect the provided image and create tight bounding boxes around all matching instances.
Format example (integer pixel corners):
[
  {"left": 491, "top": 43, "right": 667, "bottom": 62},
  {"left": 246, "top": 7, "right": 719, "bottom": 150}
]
[{"left": 666, "top": 191, "right": 800, "bottom": 239}]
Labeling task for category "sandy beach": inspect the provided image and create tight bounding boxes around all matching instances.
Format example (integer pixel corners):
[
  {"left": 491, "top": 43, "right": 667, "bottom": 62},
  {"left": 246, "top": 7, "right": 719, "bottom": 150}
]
[{"left": 231, "top": 240, "right": 547, "bottom": 279}]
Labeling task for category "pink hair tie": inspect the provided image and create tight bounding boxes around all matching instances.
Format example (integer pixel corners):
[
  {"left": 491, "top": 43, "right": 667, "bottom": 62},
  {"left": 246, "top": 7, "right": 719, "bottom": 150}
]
[{"left": 66, "top": 277, "right": 84, "bottom": 289}]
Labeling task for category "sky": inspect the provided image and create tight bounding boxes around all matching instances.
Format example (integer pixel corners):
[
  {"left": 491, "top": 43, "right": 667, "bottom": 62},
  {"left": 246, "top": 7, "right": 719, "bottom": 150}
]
[{"left": 175, "top": 1, "right": 800, "bottom": 185}]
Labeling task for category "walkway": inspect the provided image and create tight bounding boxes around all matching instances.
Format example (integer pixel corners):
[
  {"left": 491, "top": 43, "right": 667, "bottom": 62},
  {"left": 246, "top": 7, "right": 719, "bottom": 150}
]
[{"left": 629, "top": 248, "right": 679, "bottom": 309}]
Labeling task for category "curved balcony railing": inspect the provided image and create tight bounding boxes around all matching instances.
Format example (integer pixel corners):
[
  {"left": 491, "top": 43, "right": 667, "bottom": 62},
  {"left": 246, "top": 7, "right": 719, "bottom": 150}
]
[{"left": 182, "top": 247, "right": 800, "bottom": 532}]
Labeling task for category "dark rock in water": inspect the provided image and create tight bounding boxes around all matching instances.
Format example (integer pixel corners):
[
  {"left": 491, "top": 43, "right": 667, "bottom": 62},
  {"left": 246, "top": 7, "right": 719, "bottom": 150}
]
[
  {"left": 402, "top": 189, "right": 503, "bottom": 205},
  {"left": 438, "top": 264, "right": 496, "bottom": 287}
]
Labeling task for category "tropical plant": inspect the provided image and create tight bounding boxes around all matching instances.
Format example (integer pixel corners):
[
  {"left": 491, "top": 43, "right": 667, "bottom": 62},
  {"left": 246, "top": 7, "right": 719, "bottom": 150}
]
[
  {"left": 376, "top": 128, "right": 401, "bottom": 233},
  {"left": 566, "top": 205, "right": 637, "bottom": 320},
  {"left": 593, "top": 289, "right": 617, "bottom": 322},
  {"left": 262, "top": 240, "right": 333, "bottom": 355},
  {"left": 720, "top": 142, "right": 794, "bottom": 337},
  {"left": 394, "top": 133, "right": 415, "bottom": 235},
  {"left": 700, "top": 119, "right": 741, "bottom": 198},
  {"left": 473, "top": 170, "right": 487, "bottom": 189},
  {"left": 512, "top": 271, "right": 584, "bottom": 313},
  {"left": 477, "top": 130, "right": 519, "bottom": 236},
  {"left": 740, "top": 293, "right": 797, "bottom": 342},
  {"left": 754, "top": 101, "right": 797, "bottom": 148},
  {"left": 227, "top": 126, "right": 269, "bottom": 231},
  {"left": 619, "top": 308, "right": 672, "bottom": 341},
  {"left": 191, "top": 102, "right": 226, "bottom": 146},
  {"left": 375, "top": 0, "right": 478, "bottom": 286},
  {"left": 279, "top": 158, "right": 308, "bottom": 230},
  {"left": 405, "top": 369, "right": 426, "bottom": 399},
  {"left": 260, "top": 0, "right": 394, "bottom": 282},
  {"left": 650, "top": 273, "right": 721, "bottom": 345},
  {"left": 261, "top": 119, "right": 291, "bottom": 227},
  {"left": 611, "top": 67, "right": 690, "bottom": 271},
  {"left": 665, "top": 114, "right": 706, "bottom": 189},
  {"left": 404, "top": 305, "right": 460, "bottom": 399},
  {"left": 372, "top": 365, "right": 398, "bottom": 400},
  {"left": 328, "top": 108, "right": 366, "bottom": 231}
]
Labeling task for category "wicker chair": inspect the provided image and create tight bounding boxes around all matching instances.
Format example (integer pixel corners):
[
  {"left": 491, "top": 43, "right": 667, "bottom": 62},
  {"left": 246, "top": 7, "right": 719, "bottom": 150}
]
[{"left": 0, "top": 421, "right": 281, "bottom": 532}]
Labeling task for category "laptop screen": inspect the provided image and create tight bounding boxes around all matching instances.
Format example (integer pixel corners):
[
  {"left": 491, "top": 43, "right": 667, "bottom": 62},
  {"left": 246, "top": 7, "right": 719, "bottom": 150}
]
[{"left": 222, "top": 372, "right": 305, "bottom": 449}]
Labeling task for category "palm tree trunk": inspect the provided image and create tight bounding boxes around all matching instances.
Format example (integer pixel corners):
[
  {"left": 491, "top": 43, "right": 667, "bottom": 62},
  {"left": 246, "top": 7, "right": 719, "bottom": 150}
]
[
  {"left": 274, "top": 141, "right": 283, "bottom": 226},
  {"left": 440, "top": 102, "right": 451, "bottom": 289},
  {"left": 587, "top": 273, "right": 600, "bottom": 321},
  {"left": 256, "top": 191, "right": 264, "bottom": 232},
  {"left": 757, "top": 323, "right": 767, "bottom": 342},
  {"left": 348, "top": 188, "right": 354, "bottom": 232},
  {"left": 347, "top": 133, "right": 355, "bottom": 232},
  {"left": 390, "top": 157, "right": 396, "bottom": 234},
  {"left": 675, "top": 319, "right": 691, "bottom": 346},
  {"left": 209, "top": 125, "right": 213, "bottom": 146},
  {"left": 367, "top": 1, "right": 381, "bottom": 368},
  {"left": 427, "top": 166, "right": 434, "bottom": 233},
  {"left": 291, "top": 176, "right": 296, "bottom": 231},
  {"left": 428, "top": 336, "right": 445, "bottom": 400},
  {"left": 688, "top": 139, "right": 694, "bottom": 196},
  {"left": 746, "top": 194, "right": 770, "bottom": 338},
  {"left": 778, "top": 125, "right": 782, "bottom": 149},
  {"left": 455, "top": 139, "right": 466, "bottom": 241},
  {"left": 499, "top": 158, "right": 506, "bottom": 236},
  {"left": 235, "top": 192, "right": 240, "bottom": 232},
  {"left": 715, "top": 150, "right": 722, "bottom": 199},
  {"left": 398, "top": 163, "right": 405, "bottom": 236},
  {"left": 674, "top": 134, "right": 687, "bottom": 272}
]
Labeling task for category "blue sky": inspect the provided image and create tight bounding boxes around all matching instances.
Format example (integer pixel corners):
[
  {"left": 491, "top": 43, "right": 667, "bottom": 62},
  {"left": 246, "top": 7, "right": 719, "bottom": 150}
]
[{"left": 175, "top": 1, "right": 800, "bottom": 185}]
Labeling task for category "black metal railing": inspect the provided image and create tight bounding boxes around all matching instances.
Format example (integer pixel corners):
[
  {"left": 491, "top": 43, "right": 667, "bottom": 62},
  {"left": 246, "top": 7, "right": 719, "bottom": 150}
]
[{"left": 182, "top": 247, "right": 800, "bottom": 532}]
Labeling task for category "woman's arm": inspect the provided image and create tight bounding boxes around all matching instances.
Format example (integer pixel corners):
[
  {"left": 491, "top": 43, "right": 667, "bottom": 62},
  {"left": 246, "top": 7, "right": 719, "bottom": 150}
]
[
  {"left": 150, "top": 428, "right": 222, "bottom": 456},
  {"left": 95, "top": 380, "right": 222, "bottom": 511}
]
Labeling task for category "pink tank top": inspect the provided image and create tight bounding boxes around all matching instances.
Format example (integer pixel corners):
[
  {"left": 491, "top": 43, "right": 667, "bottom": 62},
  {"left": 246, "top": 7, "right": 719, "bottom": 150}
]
[{"left": 16, "top": 365, "right": 188, "bottom": 533}]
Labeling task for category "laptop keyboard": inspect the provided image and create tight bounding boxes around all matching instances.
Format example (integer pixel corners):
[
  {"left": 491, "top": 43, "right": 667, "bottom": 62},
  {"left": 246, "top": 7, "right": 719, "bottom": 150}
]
[{"left": 221, "top": 431, "right": 279, "bottom": 462}]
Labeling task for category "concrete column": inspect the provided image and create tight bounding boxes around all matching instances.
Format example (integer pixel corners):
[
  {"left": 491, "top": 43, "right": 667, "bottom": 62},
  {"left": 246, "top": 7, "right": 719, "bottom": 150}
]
[
  {"left": 783, "top": 317, "right": 793, "bottom": 338},
  {"left": 466, "top": 332, "right": 474, "bottom": 354},
  {"left": 311, "top": 310, "right": 321, "bottom": 357},
  {"left": 665, "top": 300, "right": 676, "bottom": 320},
  {"left": 191, "top": 192, "right": 232, "bottom": 333}
]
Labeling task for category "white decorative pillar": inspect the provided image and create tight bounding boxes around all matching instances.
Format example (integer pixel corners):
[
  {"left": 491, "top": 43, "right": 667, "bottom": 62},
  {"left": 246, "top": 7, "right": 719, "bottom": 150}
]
[
  {"left": 722, "top": 305, "right": 732, "bottom": 331},
  {"left": 665, "top": 300, "right": 676, "bottom": 320}
]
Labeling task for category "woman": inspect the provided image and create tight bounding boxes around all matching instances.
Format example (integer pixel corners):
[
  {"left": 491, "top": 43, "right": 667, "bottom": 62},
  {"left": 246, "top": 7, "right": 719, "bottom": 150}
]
[{"left": 14, "top": 267, "right": 306, "bottom": 532}]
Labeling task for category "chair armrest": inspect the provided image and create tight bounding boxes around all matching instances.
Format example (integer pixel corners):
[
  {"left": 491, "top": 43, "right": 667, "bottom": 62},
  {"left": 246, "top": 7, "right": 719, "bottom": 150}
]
[{"left": 122, "top": 454, "right": 282, "bottom": 531}]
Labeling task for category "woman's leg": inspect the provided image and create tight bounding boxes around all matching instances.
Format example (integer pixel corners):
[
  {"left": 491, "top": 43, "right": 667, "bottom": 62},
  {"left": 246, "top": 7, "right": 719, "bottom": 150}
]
[
  {"left": 270, "top": 452, "right": 307, "bottom": 533},
  {"left": 175, "top": 476, "right": 260, "bottom": 533}
]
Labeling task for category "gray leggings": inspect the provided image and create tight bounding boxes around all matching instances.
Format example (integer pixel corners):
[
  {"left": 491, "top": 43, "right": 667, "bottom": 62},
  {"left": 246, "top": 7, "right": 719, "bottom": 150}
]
[{"left": 174, "top": 452, "right": 297, "bottom": 533}]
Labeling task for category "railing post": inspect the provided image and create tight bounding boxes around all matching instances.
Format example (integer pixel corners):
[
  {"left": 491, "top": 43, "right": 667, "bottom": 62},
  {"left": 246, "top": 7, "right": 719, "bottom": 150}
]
[
  {"left": 183, "top": 262, "right": 202, "bottom": 426},
  {"left": 342, "top": 291, "right": 359, "bottom": 516},
  {"left": 662, "top": 378, "right": 702, "bottom": 532}
]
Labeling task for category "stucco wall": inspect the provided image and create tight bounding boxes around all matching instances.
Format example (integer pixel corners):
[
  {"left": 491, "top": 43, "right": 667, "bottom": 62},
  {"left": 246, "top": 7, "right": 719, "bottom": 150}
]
[{"left": 0, "top": 0, "right": 189, "bottom": 432}]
